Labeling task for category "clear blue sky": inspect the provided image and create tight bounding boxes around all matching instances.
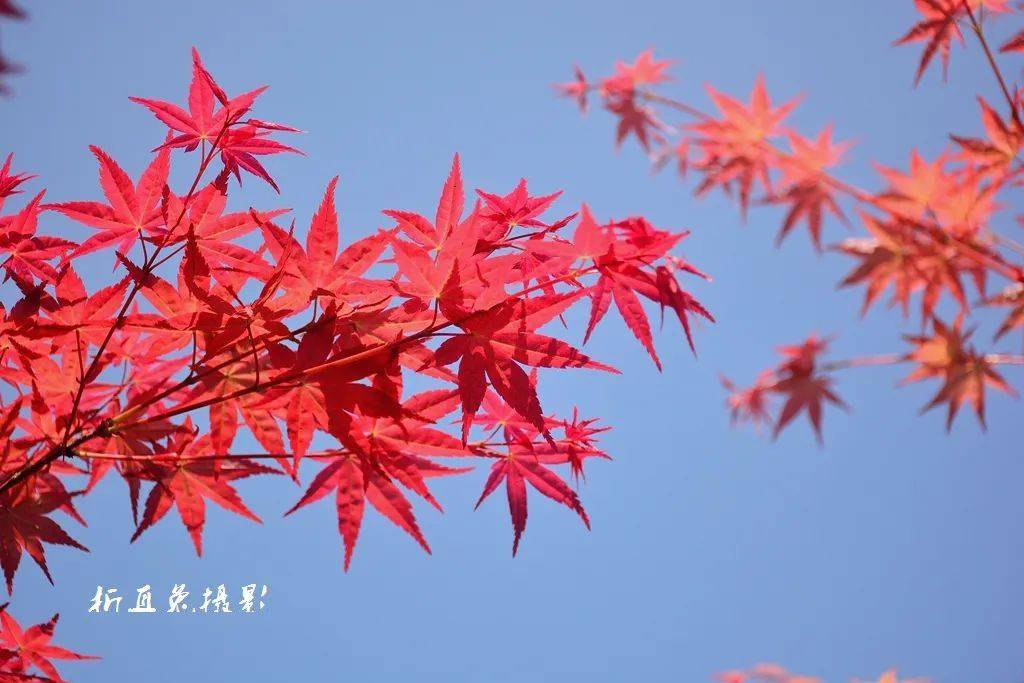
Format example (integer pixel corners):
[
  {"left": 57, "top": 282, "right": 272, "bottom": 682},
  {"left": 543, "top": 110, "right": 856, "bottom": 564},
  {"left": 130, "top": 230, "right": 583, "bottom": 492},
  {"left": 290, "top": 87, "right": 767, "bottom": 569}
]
[{"left": 5, "top": 1, "right": 1023, "bottom": 681}]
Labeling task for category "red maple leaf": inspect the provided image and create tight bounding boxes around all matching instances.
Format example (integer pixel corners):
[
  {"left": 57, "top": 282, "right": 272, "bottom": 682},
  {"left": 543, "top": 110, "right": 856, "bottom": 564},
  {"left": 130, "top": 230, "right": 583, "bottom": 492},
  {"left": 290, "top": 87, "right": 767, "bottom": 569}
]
[
  {"left": 284, "top": 391, "right": 472, "bottom": 571},
  {"left": 689, "top": 75, "right": 798, "bottom": 214},
  {"left": 769, "top": 336, "right": 848, "bottom": 444},
  {"left": 894, "top": 0, "right": 966, "bottom": 84},
  {"left": 599, "top": 49, "right": 673, "bottom": 97},
  {"left": 0, "top": 608, "right": 97, "bottom": 683},
  {"left": 987, "top": 282, "right": 1024, "bottom": 340},
  {"left": 46, "top": 146, "right": 169, "bottom": 258},
  {"left": 530, "top": 206, "right": 712, "bottom": 363},
  {"left": 260, "top": 176, "right": 389, "bottom": 309},
  {"left": 1000, "top": 27, "right": 1024, "bottom": 53},
  {"left": 902, "top": 318, "right": 1017, "bottom": 429},
  {"left": 951, "top": 97, "right": 1023, "bottom": 175},
  {"left": 721, "top": 372, "right": 775, "bottom": 433},
  {"left": 0, "top": 475, "right": 86, "bottom": 594},
  {"left": 0, "top": 155, "right": 33, "bottom": 211},
  {"left": 129, "top": 422, "right": 279, "bottom": 555},
  {"left": 474, "top": 446, "right": 590, "bottom": 556},
  {"left": 434, "top": 288, "right": 616, "bottom": 441},
  {"left": 555, "top": 64, "right": 589, "bottom": 113},
  {"left": 765, "top": 127, "right": 849, "bottom": 250},
  {"left": 286, "top": 452, "right": 435, "bottom": 571},
  {"left": 1, "top": 193, "right": 75, "bottom": 284},
  {"left": 605, "top": 96, "right": 667, "bottom": 152},
  {"left": 130, "top": 48, "right": 299, "bottom": 191}
]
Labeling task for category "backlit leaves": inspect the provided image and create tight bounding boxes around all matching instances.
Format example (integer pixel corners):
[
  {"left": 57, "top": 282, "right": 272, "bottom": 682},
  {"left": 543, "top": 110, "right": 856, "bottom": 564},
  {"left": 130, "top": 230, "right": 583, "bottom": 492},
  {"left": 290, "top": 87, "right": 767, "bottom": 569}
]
[
  {"left": 0, "top": 48, "right": 714, "bottom": 604},
  {"left": 562, "top": 21, "right": 1024, "bottom": 445}
]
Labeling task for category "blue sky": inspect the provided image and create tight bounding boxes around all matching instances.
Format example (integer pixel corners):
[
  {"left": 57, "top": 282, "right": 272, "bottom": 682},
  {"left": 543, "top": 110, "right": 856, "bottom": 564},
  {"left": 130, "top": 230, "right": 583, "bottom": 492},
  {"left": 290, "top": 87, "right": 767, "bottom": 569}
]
[{"left": 5, "top": 1, "right": 1024, "bottom": 681}]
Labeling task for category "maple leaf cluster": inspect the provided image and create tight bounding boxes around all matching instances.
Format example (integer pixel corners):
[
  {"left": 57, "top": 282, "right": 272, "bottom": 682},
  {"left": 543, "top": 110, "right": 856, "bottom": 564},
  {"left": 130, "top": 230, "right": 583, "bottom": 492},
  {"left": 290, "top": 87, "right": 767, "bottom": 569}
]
[
  {"left": 0, "top": 606, "right": 96, "bottom": 683},
  {"left": 721, "top": 336, "right": 847, "bottom": 445},
  {"left": 558, "top": 4, "right": 1024, "bottom": 443},
  {"left": 0, "top": 47, "right": 714, "bottom": 680},
  {"left": 895, "top": 0, "right": 1015, "bottom": 84}
]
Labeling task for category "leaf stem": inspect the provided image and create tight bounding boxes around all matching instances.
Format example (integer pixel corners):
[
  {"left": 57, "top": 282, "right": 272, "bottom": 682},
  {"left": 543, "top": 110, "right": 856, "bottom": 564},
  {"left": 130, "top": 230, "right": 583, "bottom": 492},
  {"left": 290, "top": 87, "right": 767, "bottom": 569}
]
[
  {"left": 962, "top": 2, "right": 1024, "bottom": 131},
  {"left": 821, "top": 353, "right": 907, "bottom": 372}
]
